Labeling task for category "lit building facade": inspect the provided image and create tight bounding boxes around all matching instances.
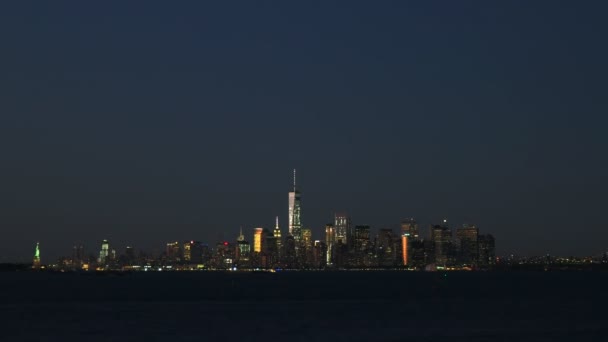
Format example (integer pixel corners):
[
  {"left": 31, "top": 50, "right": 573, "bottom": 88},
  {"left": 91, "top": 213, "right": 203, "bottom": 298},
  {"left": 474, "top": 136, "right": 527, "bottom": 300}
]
[
  {"left": 288, "top": 169, "right": 302, "bottom": 240},
  {"left": 353, "top": 225, "right": 371, "bottom": 266},
  {"left": 401, "top": 234, "right": 409, "bottom": 266},
  {"left": 334, "top": 213, "right": 351, "bottom": 246},
  {"left": 325, "top": 224, "right": 335, "bottom": 264},
  {"left": 301, "top": 228, "right": 313, "bottom": 265},
  {"left": 99, "top": 240, "right": 109, "bottom": 265},
  {"left": 274, "top": 216, "right": 282, "bottom": 256},
  {"left": 253, "top": 228, "right": 264, "bottom": 253}
]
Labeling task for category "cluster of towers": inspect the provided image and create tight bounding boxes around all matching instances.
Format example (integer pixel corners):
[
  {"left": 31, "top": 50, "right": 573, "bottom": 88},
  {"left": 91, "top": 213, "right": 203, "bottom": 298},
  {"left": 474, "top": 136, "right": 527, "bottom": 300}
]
[
  {"left": 229, "top": 170, "right": 497, "bottom": 270},
  {"left": 32, "top": 170, "right": 496, "bottom": 271}
]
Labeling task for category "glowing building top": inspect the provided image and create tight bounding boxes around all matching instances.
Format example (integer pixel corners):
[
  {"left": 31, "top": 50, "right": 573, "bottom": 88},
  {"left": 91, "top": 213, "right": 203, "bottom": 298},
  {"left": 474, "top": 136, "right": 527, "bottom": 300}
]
[
  {"left": 237, "top": 226, "right": 245, "bottom": 242},
  {"left": 274, "top": 216, "right": 281, "bottom": 240}
]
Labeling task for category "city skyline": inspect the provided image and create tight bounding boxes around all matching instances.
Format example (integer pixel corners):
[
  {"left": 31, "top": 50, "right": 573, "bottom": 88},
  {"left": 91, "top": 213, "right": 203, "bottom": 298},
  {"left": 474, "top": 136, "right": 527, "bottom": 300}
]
[
  {"left": 7, "top": 169, "right": 606, "bottom": 265},
  {"left": 1, "top": 2, "right": 607, "bottom": 261},
  {"left": 1, "top": 166, "right": 606, "bottom": 263}
]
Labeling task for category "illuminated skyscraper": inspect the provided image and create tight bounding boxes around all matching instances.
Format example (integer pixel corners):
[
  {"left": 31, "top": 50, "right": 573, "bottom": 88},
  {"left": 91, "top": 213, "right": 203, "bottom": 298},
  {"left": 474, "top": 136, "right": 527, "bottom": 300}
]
[
  {"left": 353, "top": 225, "right": 371, "bottom": 266},
  {"left": 273, "top": 216, "right": 282, "bottom": 254},
  {"left": 288, "top": 169, "right": 302, "bottom": 240},
  {"left": 33, "top": 242, "right": 41, "bottom": 269},
  {"left": 183, "top": 241, "right": 204, "bottom": 264},
  {"left": 253, "top": 227, "right": 264, "bottom": 253},
  {"left": 334, "top": 213, "right": 351, "bottom": 246},
  {"left": 301, "top": 228, "right": 313, "bottom": 265},
  {"left": 183, "top": 241, "right": 192, "bottom": 261},
  {"left": 401, "top": 234, "right": 409, "bottom": 266},
  {"left": 236, "top": 227, "right": 251, "bottom": 266},
  {"left": 325, "top": 224, "right": 335, "bottom": 264},
  {"left": 99, "top": 240, "right": 109, "bottom": 264}
]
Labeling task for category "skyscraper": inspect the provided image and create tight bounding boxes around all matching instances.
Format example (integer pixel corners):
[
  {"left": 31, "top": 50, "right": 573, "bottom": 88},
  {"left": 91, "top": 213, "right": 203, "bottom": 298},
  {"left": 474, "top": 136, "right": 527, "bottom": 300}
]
[
  {"left": 431, "top": 222, "right": 452, "bottom": 266},
  {"left": 353, "top": 225, "right": 371, "bottom": 267},
  {"left": 456, "top": 224, "right": 479, "bottom": 266},
  {"left": 401, "top": 234, "right": 409, "bottom": 266},
  {"left": 377, "top": 229, "right": 396, "bottom": 267},
  {"left": 401, "top": 218, "right": 419, "bottom": 240},
  {"left": 273, "top": 216, "right": 282, "bottom": 255},
  {"left": 165, "top": 241, "right": 181, "bottom": 262},
  {"left": 325, "top": 223, "right": 335, "bottom": 265},
  {"left": 72, "top": 244, "right": 84, "bottom": 266},
  {"left": 478, "top": 234, "right": 496, "bottom": 269},
  {"left": 236, "top": 227, "right": 251, "bottom": 267},
  {"left": 99, "top": 240, "right": 109, "bottom": 265},
  {"left": 253, "top": 227, "right": 264, "bottom": 253},
  {"left": 301, "top": 228, "right": 313, "bottom": 265},
  {"left": 32, "top": 242, "right": 41, "bottom": 269},
  {"left": 334, "top": 213, "right": 351, "bottom": 245},
  {"left": 288, "top": 169, "right": 302, "bottom": 240}
]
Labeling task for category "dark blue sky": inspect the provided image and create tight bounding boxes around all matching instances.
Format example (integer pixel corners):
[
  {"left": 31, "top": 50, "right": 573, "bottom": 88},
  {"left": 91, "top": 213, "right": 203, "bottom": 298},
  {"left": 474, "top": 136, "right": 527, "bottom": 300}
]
[{"left": 1, "top": 1, "right": 607, "bottom": 261}]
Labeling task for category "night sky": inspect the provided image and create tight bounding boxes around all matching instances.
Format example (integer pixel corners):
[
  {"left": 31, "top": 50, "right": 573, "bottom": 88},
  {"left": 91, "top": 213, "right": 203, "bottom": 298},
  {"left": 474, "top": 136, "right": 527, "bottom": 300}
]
[{"left": 1, "top": 1, "right": 607, "bottom": 262}]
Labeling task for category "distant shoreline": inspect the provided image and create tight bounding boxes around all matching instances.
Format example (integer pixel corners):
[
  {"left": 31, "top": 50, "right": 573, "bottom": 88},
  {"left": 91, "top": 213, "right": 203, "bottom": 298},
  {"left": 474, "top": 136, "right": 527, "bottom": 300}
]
[{"left": 2, "top": 263, "right": 608, "bottom": 272}]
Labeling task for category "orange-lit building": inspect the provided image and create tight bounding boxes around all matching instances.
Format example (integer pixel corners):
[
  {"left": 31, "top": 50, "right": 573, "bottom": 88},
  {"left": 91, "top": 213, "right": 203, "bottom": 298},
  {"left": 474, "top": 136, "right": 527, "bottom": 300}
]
[{"left": 253, "top": 228, "right": 263, "bottom": 253}]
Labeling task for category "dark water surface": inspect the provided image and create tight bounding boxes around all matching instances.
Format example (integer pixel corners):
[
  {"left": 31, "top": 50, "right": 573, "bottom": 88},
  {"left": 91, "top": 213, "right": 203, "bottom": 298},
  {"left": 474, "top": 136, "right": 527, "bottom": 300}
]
[{"left": 0, "top": 271, "right": 606, "bottom": 341}]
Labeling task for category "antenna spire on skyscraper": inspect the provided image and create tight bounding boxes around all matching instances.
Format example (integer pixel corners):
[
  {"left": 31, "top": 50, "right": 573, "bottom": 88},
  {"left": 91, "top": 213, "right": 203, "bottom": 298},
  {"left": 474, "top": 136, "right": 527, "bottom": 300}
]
[{"left": 293, "top": 168, "right": 296, "bottom": 191}]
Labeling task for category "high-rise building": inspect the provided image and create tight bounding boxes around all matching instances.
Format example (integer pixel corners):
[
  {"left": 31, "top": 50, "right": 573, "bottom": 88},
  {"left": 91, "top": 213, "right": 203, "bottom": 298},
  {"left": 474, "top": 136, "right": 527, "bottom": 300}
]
[
  {"left": 401, "top": 234, "right": 409, "bottom": 266},
  {"left": 456, "top": 224, "right": 479, "bottom": 266},
  {"left": 165, "top": 241, "right": 181, "bottom": 262},
  {"left": 401, "top": 218, "right": 419, "bottom": 240},
  {"left": 273, "top": 216, "right": 282, "bottom": 256},
  {"left": 183, "top": 241, "right": 205, "bottom": 264},
  {"left": 334, "top": 213, "right": 351, "bottom": 246},
  {"left": 478, "top": 234, "right": 496, "bottom": 269},
  {"left": 377, "top": 229, "right": 396, "bottom": 267},
  {"left": 125, "top": 246, "right": 135, "bottom": 265},
  {"left": 253, "top": 228, "right": 264, "bottom": 253},
  {"left": 431, "top": 222, "right": 452, "bottom": 266},
  {"left": 235, "top": 227, "right": 251, "bottom": 267},
  {"left": 288, "top": 169, "right": 302, "bottom": 240},
  {"left": 282, "top": 234, "right": 297, "bottom": 268},
  {"left": 325, "top": 224, "right": 335, "bottom": 265},
  {"left": 183, "top": 241, "right": 192, "bottom": 261},
  {"left": 313, "top": 240, "right": 327, "bottom": 269},
  {"left": 33, "top": 242, "right": 41, "bottom": 269},
  {"left": 72, "top": 244, "right": 84, "bottom": 266},
  {"left": 262, "top": 231, "right": 276, "bottom": 268},
  {"left": 353, "top": 225, "right": 371, "bottom": 267},
  {"left": 99, "top": 240, "right": 109, "bottom": 265},
  {"left": 301, "top": 228, "right": 313, "bottom": 265}
]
